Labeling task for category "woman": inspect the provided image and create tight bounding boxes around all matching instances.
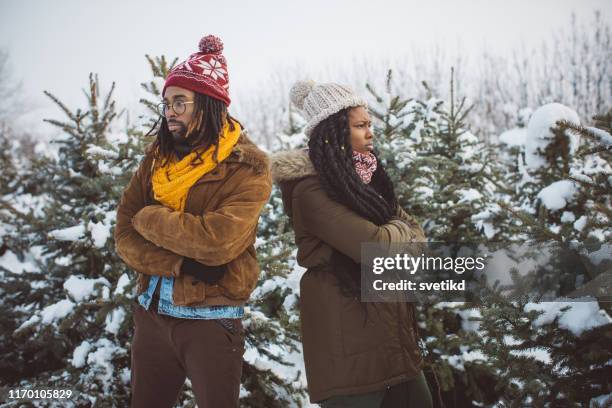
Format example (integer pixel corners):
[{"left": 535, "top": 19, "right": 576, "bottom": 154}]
[{"left": 271, "top": 80, "right": 433, "bottom": 407}]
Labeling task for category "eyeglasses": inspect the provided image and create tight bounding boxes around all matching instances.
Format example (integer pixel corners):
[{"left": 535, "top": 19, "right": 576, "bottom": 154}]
[{"left": 156, "top": 100, "right": 195, "bottom": 117}]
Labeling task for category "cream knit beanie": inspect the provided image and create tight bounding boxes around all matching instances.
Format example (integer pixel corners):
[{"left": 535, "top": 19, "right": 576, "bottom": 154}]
[{"left": 289, "top": 80, "right": 368, "bottom": 137}]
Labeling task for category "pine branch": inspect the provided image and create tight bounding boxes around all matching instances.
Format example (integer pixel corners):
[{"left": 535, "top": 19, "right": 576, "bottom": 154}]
[
  {"left": 385, "top": 69, "right": 393, "bottom": 94},
  {"left": 88, "top": 73, "right": 100, "bottom": 125},
  {"left": 365, "top": 82, "right": 383, "bottom": 103},
  {"left": 42, "top": 119, "right": 81, "bottom": 138},
  {"left": 556, "top": 119, "right": 612, "bottom": 152},
  {"left": 457, "top": 102, "right": 475, "bottom": 125},
  {"left": 43, "top": 90, "right": 78, "bottom": 122},
  {"left": 421, "top": 80, "right": 433, "bottom": 100},
  {"left": 482, "top": 172, "right": 515, "bottom": 195},
  {"left": 566, "top": 175, "right": 599, "bottom": 190},
  {"left": 592, "top": 107, "right": 612, "bottom": 133},
  {"left": 593, "top": 202, "right": 612, "bottom": 221},
  {"left": 496, "top": 200, "right": 564, "bottom": 243},
  {"left": 145, "top": 54, "right": 162, "bottom": 77},
  {"left": 0, "top": 198, "right": 45, "bottom": 230},
  {"left": 103, "top": 81, "right": 117, "bottom": 112}
]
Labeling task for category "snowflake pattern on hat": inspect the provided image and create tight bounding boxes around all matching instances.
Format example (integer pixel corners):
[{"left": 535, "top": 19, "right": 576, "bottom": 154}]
[
  {"left": 197, "top": 58, "right": 227, "bottom": 82},
  {"left": 173, "top": 55, "right": 198, "bottom": 72}
]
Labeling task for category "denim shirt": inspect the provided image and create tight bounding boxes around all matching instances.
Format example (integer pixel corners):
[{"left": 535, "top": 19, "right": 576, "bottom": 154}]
[{"left": 137, "top": 275, "right": 244, "bottom": 319}]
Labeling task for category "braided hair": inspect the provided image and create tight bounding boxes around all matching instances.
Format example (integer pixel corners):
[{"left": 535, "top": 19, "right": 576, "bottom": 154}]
[
  {"left": 146, "top": 92, "right": 241, "bottom": 167},
  {"left": 308, "top": 107, "right": 398, "bottom": 297},
  {"left": 310, "top": 107, "right": 422, "bottom": 342}
]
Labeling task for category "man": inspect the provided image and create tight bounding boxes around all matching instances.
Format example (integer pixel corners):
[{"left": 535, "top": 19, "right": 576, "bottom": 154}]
[{"left": 114, "top": 34, "right": 272, "bottom": 408}]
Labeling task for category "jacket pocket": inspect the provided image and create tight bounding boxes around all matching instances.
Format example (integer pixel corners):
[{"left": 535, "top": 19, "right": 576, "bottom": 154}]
[
  {"left": 179, "top": 274, "right": 205, "bottom": 306},
  {"left": 218, "top": 247, "right": 259, "bottom": 300}
]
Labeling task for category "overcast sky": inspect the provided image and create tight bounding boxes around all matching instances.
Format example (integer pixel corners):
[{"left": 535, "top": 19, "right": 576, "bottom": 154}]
[{"left": 0, "top": 0, "right": 609, "bottom": 135}]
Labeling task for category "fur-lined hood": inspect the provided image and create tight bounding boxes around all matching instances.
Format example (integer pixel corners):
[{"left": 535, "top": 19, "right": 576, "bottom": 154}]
[
  {"left": 269, "top": 148, "right": 316, "bottom": 183},
  {"left": 269, "top": 149, "right": 318, "bottom": 219}
]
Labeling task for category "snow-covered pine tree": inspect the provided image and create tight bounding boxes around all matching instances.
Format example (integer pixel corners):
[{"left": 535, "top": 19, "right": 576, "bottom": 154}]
[
  {"left": 0, "top": 123, "right": 19, "bottom": 196},
  {"left": 0, "top": 122, "right": 26, "bottom": 264},
  {"left": 369, "top": 69, "right": 506, "bottom": 242},
  {"left": 475, "top": 104, "right": 612, "bottom": 406},
  {"left": 366, "top": 70, "right": 441, "bottom": 221},
  {"left": 494, "top": 102, "right": 610, "bottom": 297},
  {"left": 0, "top": 122, "right": 36, "bottom": 385},
  {"left": 4, "top": 74, "right": 144, "bottom": 407}
]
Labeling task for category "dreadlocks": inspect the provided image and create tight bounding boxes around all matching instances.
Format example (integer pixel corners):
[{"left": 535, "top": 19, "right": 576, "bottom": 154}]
[{"left": 146, "top": 92, "right": 241, "bottom": 167}]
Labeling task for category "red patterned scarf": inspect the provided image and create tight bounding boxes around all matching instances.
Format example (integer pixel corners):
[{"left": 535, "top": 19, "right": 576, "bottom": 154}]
[{"left": 352, "top": 150, "right": 377, "bottom": 184}]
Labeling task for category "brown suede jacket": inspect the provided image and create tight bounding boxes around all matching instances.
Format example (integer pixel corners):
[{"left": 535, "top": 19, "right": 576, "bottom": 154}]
[{"left": 114, "top": 131, "right": 272, "bottom": 307}]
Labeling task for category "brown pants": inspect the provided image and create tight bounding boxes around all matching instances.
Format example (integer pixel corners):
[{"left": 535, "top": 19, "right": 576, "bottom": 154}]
[{"left": 130, "top": 303, "right": 245, "bottom": 408}]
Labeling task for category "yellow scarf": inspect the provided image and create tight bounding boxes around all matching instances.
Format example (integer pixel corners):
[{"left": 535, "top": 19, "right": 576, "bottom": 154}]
[{"left": 152, "top": 120, "right": 241, "bottom": 212}]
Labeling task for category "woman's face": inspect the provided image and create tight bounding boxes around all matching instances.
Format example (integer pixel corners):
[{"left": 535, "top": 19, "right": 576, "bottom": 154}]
[{"left": 348, "top": 106, "right": 374, "bottom": 154}]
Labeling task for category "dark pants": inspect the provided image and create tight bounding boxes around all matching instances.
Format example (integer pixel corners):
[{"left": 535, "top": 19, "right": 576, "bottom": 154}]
[
  {"left": 320, "top": 371, "right": 433, "bottom": 408},
  {"left": 130, "top": 303, "right": 245, "bottom": 408}
]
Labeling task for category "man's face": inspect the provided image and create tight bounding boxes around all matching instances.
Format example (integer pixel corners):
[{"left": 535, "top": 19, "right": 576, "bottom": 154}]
[{"left": 163, "top": 86, "right": 195, "bottom": 142}]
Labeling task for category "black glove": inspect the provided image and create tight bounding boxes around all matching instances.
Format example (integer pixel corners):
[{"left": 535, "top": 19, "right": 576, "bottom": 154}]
[{"left": 181, "top": 257, "right": 227, "bottom": 284}]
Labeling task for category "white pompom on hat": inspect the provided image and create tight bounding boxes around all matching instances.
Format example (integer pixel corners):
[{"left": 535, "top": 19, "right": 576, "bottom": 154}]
[{"left": 289, "top": 79, "right": 368, "bottom": 136}]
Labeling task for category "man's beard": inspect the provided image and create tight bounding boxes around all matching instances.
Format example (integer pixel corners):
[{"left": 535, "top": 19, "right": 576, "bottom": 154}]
[{"left": 168, "top": 120, "right": 188, "bottom": 143}]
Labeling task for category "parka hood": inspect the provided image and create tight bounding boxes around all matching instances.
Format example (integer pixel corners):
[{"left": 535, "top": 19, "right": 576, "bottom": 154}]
[{"left": 269, "top": 148, "right": 318, "bottom": 219}]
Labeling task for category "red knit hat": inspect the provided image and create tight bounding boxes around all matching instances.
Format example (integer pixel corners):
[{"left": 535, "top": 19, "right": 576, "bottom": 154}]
[{"left": 163, "top": 34, "right": 231, "bottom": 106}]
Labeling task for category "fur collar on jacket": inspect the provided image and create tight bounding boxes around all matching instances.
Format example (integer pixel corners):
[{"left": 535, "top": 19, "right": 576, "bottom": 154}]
[
  {"left": 226, "top": 130, "right": 269, "bottom": 175},
  {"left": 269, "top": 149, "right": 316, "bottom": 183}
]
